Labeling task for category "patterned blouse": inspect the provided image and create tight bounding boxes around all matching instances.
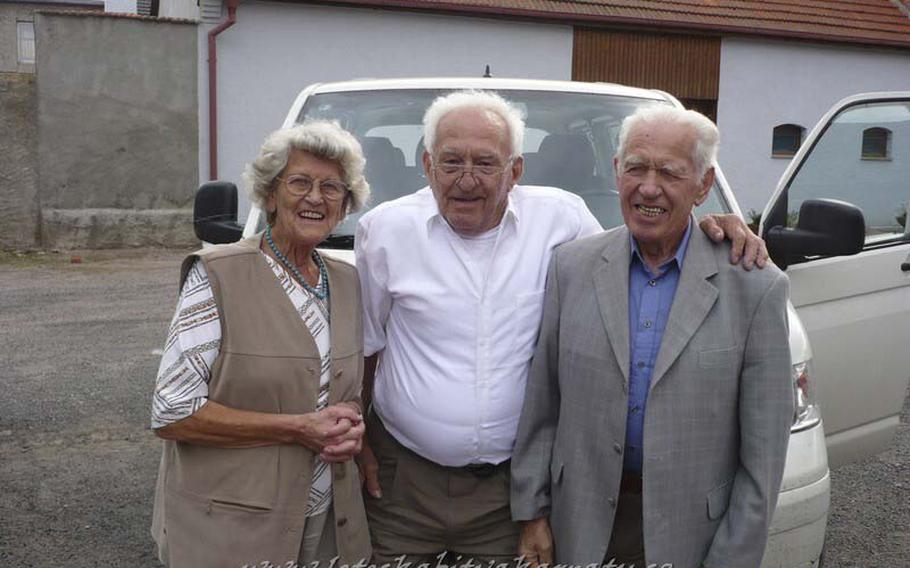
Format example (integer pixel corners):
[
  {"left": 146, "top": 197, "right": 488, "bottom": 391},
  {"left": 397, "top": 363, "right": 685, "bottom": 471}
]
[{"left": 151, "top": 252, "right": 333, "bottom": 517}]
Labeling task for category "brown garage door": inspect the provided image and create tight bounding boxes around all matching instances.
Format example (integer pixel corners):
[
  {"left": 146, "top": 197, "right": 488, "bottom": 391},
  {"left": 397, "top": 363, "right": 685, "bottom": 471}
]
[{"left": 573, "top": 28, "right": 720, "bottom": 121}]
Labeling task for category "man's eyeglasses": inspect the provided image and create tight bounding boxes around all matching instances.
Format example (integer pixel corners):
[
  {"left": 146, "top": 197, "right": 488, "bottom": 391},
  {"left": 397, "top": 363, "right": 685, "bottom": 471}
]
[
  {"left": 279, "top": 174, "right": 349, "bottom": 201},
  {"left": 432, "top": 160, "right": 512, "bottom": 183}
]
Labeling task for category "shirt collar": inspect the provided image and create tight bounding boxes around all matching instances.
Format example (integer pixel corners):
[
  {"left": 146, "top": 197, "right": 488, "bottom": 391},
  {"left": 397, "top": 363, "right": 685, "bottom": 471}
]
[{"left": 629, "top": 218, "right": 693, "bottom": 276}]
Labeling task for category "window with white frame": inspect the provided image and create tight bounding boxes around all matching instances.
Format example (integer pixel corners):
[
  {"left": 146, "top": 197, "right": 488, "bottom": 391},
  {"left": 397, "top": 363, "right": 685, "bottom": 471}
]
[
  {"left": 17, "top": 21, "right": 36, "bottom": 65},
  {"left": 861, "top": 127, "right": 891, "bottom": 160},
  {"left": 772, "top": 123, "right": 804, "bottom": 157}
]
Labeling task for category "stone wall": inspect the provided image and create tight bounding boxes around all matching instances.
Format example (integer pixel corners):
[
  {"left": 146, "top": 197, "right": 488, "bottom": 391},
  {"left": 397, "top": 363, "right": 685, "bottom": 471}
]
[
  {"left": 0, "top": 73, "right": 40, "bottom": 250},
  {"left": 33, "top": 11, "right": 199, "bottom": 249},
  {"left": 0, "top": 3, "right": 102, "bottom": 249},
  {"left": 0, "top": 11, "right": 198, "bottom": 250}
]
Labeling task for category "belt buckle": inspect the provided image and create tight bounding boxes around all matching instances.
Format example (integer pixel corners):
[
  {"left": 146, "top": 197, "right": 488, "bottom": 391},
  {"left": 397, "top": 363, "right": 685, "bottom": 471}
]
[{"left": 464, "top": 463, "right": 497, "bottom": 478}]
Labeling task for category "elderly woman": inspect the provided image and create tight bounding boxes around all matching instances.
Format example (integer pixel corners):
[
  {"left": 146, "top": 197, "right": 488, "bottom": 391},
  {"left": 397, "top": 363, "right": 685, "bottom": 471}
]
[{"left": 150, "top": 121, "right": 371, "bottom": 567}]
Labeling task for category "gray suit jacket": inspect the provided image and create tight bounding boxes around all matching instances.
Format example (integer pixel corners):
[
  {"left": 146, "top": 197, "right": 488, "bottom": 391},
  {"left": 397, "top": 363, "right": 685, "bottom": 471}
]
[{"left": 511, "top": 224, "right": 793, "bottom": 568}]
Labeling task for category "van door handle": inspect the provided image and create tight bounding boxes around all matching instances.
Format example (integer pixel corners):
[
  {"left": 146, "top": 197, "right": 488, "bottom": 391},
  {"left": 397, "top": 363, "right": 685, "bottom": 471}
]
[{"left": 902, "top": 262, "right": 910, "bottom": 272}]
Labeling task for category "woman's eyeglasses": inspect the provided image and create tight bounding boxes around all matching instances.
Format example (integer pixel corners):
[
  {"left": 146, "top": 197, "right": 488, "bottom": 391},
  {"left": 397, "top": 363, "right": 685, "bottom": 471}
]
[{"left": 279, "top": 174, "right": 349, "bottom": 201}]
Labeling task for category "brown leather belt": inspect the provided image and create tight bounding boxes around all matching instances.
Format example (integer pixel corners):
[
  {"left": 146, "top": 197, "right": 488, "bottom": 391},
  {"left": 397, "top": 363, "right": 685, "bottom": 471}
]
[
  {"left": 373, "top": 411, "right": 510, "bottom": 478},
  {"left": 460, "top": 460, "right": 511, "bottom": 478},
  {"left": 620, "top": 472, "right": 643, "bottom": 494}
]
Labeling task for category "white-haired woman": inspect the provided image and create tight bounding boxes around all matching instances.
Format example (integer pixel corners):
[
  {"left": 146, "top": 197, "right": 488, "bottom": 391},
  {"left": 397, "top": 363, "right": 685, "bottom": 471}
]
[{"left": 151, "top": 121, "right": 372, "bottom": 568}]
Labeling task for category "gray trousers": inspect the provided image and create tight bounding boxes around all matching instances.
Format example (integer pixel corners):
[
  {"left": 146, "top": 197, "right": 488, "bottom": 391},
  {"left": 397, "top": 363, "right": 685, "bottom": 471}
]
[{"left": 604, "top": 490, "right": 646, "bottom": 567}]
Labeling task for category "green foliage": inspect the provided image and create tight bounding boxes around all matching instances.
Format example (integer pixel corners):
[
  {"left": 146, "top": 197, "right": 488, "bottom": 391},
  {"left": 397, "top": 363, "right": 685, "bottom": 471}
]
[
  {"left": 746, "top": 209, "right": 762, "bottom": 234},
  {"left": 745, "top": 209, "right": 799, "bottom": 233}
]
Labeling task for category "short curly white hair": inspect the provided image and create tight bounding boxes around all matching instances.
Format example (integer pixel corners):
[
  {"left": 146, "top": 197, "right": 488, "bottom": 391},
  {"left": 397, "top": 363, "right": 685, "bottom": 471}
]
[
  {"left": 423, "top": 90, "right": 526, "bottom": 158},
  {"left": 243, "top": 120, "right": 370, "bottom": 224}
]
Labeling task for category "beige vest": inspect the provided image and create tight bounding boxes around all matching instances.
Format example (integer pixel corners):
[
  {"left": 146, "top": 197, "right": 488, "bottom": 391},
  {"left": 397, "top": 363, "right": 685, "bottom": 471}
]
[{"left": 151, "top": 234, "right": 370, "bottom": 567}]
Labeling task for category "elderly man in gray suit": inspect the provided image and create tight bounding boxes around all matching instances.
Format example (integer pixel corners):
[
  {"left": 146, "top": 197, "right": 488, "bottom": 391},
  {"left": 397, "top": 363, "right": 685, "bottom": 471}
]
[{"left": 511, "top": 105, "right": 793, "bottom": 568}]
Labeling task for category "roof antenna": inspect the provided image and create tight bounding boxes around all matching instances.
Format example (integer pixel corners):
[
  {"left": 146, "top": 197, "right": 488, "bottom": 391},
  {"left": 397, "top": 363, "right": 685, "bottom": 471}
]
[{"left": 483, "top": 65, "right": 493, "bottom": 78}]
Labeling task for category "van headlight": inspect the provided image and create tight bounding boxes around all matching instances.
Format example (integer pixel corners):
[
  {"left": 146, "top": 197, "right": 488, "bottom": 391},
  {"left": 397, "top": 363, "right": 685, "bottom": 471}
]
[{"left": 792, "top": 360, "right": 821, "bottom": 432}]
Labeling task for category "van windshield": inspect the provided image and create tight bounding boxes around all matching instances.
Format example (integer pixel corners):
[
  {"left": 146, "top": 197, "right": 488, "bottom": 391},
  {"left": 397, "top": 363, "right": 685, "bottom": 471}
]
[{"left": 290, "top": 88, "right": 729, "bottom": 237}]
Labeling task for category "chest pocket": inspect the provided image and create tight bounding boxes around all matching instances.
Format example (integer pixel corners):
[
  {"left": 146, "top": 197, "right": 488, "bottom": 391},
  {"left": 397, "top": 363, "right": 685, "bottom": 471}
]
[
  {"left": 502, "top": 290, "right": 545, "bottom": 359},
  {"left": 698, "top": 345, "right": 741, "bottom": 369}
]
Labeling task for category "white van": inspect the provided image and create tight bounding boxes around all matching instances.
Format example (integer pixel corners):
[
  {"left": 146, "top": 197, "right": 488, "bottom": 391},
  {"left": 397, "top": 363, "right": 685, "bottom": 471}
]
[{"left": 194, "top": 79, "right": 910, "bottom": 568}]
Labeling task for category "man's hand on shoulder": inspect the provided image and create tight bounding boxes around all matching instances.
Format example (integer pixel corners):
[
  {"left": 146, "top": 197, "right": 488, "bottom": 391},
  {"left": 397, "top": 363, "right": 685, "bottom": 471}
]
[{"left": 698, "top": 213, "right": 769, "bottom": 270}]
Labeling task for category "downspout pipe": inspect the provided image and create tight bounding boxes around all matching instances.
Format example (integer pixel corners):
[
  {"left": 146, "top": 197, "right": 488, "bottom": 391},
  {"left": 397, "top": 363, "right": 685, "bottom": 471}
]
[{"left": 207, "top": 0, "right": 239, "bottom": 180}]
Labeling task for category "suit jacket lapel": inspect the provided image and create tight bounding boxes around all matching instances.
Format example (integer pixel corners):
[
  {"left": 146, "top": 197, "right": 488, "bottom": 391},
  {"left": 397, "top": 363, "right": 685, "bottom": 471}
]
[
  {"left": 594, "top": 227, "right": 632, "bottom": 383},
  {"left": 649, "top": 226, "right": 719, "bottom": 391}
]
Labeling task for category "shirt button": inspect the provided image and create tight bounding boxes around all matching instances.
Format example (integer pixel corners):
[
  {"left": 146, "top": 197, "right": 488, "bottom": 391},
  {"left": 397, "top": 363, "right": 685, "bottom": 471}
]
[
  {"left": 637, "top": 361, "right": 646, "bottom": 369},
  {"left": 337, "top": 517, "right": 348, "bottom": 528},
  {"left": 613, "top": 443, "right": 623, "bottom": 454},
  {"left": 608, "top": 497, "right": 617, "bottom": 508},
  {"left": 648, "top": 280, "right": 656, "bottom": 287},
  {"left": 643, "top": 320, "right": 652, "bottom": 329}
]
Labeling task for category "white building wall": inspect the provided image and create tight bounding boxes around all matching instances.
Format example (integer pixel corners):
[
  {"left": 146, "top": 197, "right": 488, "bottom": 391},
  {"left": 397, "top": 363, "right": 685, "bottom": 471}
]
[
  {"left": 717, "top": 37, "right": 910, "bottom": 215},
  {"left": 203, "top": 1, "right": 573, "bottom": 215}
]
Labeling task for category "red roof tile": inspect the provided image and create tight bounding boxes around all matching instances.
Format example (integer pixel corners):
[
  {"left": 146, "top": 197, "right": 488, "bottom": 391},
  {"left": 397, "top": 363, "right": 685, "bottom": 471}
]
[{"left": 310, "top": 0, "right": 910, "bottom": 48}]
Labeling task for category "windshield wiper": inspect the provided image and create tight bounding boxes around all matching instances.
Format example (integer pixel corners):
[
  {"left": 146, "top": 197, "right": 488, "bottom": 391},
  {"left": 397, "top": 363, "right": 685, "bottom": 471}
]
[{"left": 319, "top": 234, "right": 354, "bottom": 249}]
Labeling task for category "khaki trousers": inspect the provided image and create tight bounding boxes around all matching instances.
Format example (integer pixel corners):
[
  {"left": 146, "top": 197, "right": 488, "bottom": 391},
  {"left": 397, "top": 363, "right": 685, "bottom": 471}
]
[{"left": 365, "top": 413, "right": 521, "bottom": 567}]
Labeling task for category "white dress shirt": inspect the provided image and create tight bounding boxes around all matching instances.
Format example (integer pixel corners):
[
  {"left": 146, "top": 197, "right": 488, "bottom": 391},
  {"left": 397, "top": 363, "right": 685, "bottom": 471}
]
[{"left": 355, "top": 185, "right": 602, "bottom": 466}]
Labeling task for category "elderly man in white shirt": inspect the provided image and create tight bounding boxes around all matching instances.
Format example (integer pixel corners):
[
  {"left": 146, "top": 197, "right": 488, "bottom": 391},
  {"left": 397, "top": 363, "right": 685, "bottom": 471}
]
[{"left": 355, "top": 90, "right": 766, "bottom": 566}]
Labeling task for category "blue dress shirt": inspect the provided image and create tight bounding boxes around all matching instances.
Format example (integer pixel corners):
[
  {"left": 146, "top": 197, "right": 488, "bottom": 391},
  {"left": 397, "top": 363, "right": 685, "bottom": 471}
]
[{"left": 624, "top": 222, "right": 693, "bottom": 474}]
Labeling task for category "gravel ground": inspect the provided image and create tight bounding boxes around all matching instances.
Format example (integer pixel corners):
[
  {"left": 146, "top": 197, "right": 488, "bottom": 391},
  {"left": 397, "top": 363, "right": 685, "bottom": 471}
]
[
  {"left": 0, "top": 248, "right": 907, "bottom": 567},
  {"left": 826, "top": 396, "right": 910, "bottom": 566}
]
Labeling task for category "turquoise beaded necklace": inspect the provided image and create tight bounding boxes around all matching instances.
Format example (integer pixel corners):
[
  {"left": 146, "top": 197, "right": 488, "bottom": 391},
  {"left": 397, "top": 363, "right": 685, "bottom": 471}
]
[{"left": 265, "top": 225, "right": 329, "bottom": 301}]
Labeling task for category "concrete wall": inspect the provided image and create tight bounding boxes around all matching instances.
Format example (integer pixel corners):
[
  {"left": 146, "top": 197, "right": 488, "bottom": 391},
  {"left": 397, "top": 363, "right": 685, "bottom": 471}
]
[
  {"left": 717, "top": 37, "right": 910, "bottom": 215},
  {"left": 2, "top": 3, "right": 104, "bottom": 74},
  {"left": 1, "top": 4, "right": 100, "bottom": 250},
  {"left": 204, "top": 2, "right": 573, "bottom": 217},
  {"left": 0, "top": 73, "right": 40, "bottom": 249},
  {"left": 35, "top": 12, "right": 199, "bottom": 248}
]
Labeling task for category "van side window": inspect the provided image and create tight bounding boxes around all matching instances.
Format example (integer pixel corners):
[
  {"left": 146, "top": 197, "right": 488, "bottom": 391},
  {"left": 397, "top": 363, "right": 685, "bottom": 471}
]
[{"left": 783, "top": 102, "right": 909, "bottom": 245}]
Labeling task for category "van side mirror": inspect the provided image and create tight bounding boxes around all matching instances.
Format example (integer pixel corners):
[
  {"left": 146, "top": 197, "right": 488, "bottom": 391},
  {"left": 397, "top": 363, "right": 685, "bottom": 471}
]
[
  {"left": 766, "top": 199, "right": 865, "bottom": 269},
  {"left": 194, "top": 181, "right": 243, "bottom": 244}
]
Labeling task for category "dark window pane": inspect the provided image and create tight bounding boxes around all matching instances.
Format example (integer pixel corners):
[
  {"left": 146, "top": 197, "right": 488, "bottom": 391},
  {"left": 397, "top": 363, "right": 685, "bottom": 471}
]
[
  {"left": 862, "top": 127, "right": 890, "bottom": 159},
  {"left": 772, "top": 124, "right": 804, "bottom": 156}
]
